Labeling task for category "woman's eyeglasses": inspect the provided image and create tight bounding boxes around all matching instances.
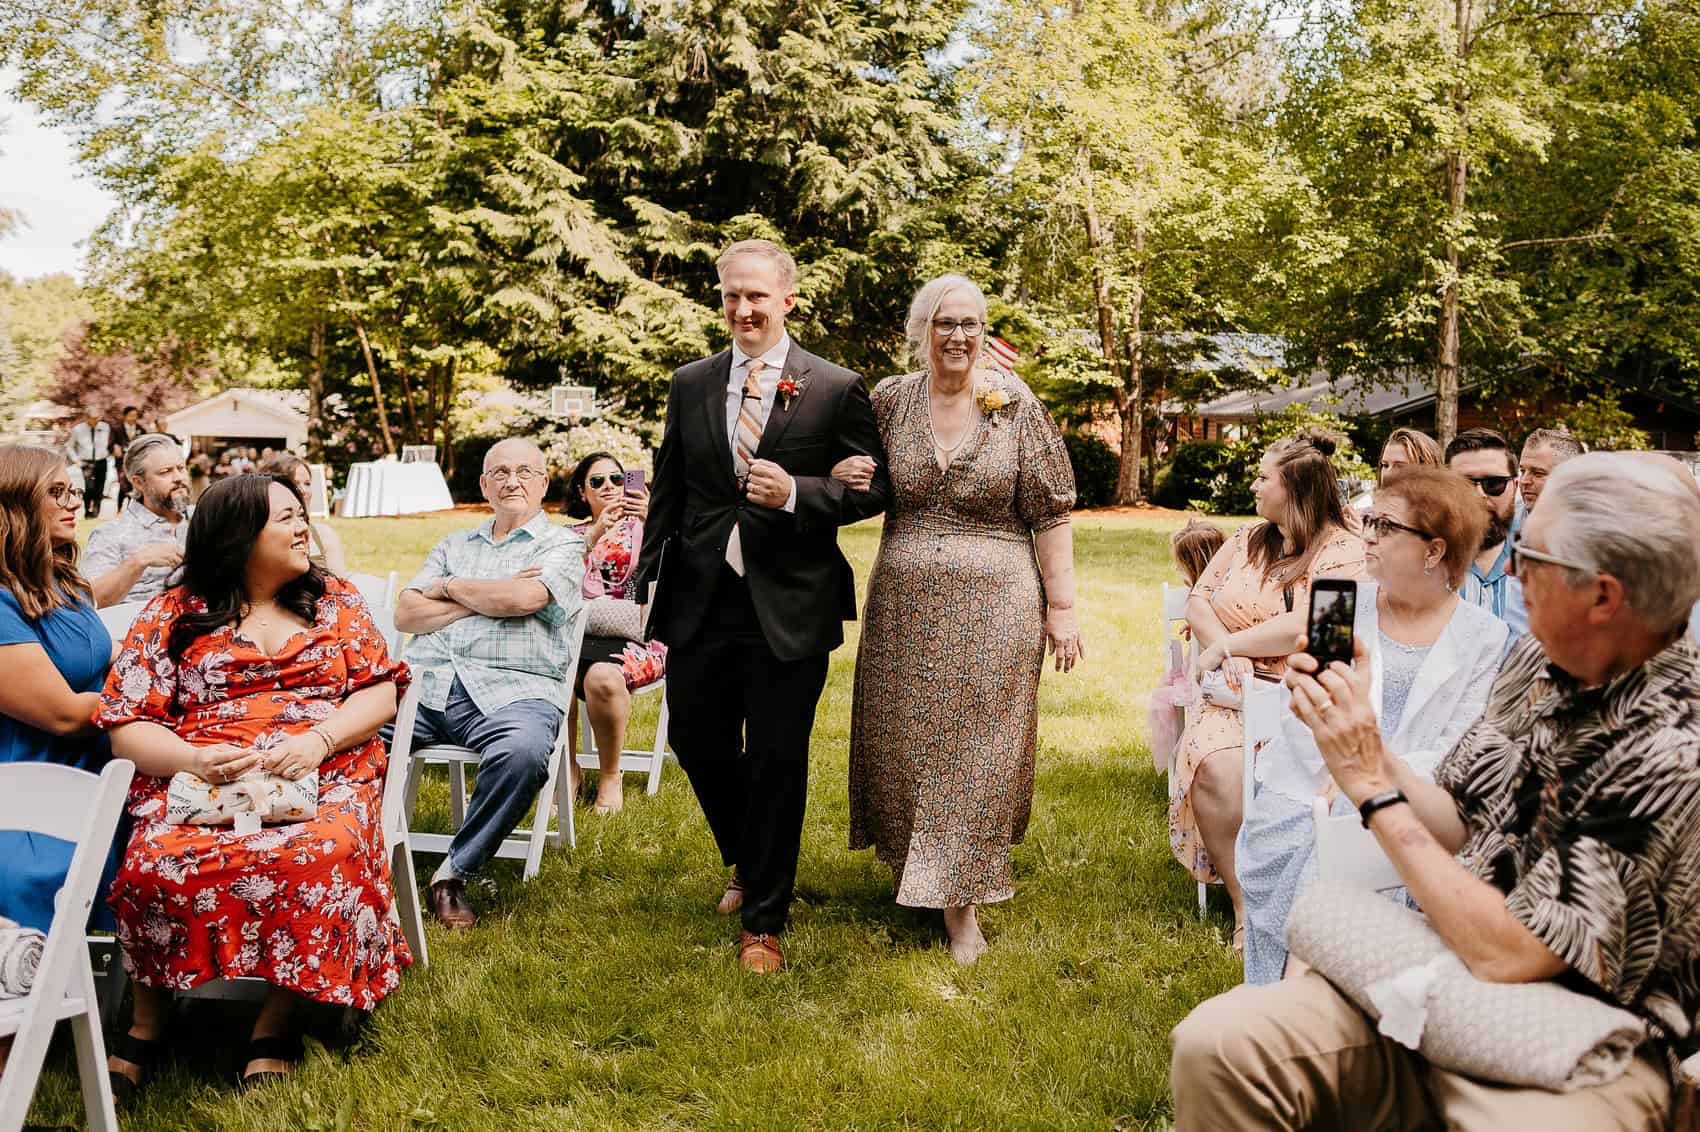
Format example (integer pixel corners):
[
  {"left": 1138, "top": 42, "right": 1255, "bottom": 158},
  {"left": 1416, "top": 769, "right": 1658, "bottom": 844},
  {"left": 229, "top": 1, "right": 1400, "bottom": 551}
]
[
  {"left": 587, "top": 473, "right": 625, "bottom": 489},
  {"left": 1362, "top": 512, "right": 1433, "bottom": 541},
  {"left": 931, "top": 319, "right": 984, "bottom": 339},
  {"left": 1464, "top": 474, "right": 1514, "bottom": 498},
  {"left": 46, "top": 485, "right": 85, "bottom": 506}
]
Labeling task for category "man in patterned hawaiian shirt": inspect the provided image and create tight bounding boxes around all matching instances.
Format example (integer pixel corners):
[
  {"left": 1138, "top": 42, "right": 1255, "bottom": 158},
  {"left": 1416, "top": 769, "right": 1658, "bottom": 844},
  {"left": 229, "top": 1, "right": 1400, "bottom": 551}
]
[
  {"left": 392, "top": 437, "right": 584, "bottom": 930},
  {"left": 1171, "top": 451, "right": 1700, "bottom": 1130}
]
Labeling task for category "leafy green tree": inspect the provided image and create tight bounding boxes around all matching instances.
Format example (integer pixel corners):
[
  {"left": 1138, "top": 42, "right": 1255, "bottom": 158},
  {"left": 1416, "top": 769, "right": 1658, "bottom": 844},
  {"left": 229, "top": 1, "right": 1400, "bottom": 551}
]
[{"left": 968, "top": 0, "right": 1309, "bottom": 503}]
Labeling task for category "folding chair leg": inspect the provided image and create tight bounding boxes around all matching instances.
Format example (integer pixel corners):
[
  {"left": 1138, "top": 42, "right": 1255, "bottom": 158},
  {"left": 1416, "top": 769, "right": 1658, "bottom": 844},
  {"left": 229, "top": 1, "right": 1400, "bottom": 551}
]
[
  {"left": 71, "top": 954, "right": 120, "bottom": 1132},
  {"left": 449, "top": 762, "right": 467, "bottom": 831},
  {"left": 645, "top": 698, "right": 669, "bottom": 796},
  {"left": 404, "top": 754, "right": 424, "bottom": 823},
  {"left": 391, "top": 838, "right": 429, "bottom": 969},
  {"left": 523, "top": 745, "right": 565, "bottom": 881},
  {"left": 1196, "top": 881, "right": 1208, "bottom": 920},
  {"left": 555, "top": 741, "right": 577, "bottom": 851}
]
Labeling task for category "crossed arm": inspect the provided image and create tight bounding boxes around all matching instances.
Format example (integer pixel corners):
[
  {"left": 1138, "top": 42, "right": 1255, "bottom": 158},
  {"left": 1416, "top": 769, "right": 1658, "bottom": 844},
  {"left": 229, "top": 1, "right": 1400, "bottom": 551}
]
[{"left": 393, "top": 568, "right": 551, "bottom": 634}]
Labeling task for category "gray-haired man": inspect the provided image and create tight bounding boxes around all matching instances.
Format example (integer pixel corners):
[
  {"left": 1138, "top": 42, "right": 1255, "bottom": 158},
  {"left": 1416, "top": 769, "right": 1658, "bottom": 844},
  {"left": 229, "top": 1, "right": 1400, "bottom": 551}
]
[{"left": 83, "top": 433, "right": 192, "bottom": 607}]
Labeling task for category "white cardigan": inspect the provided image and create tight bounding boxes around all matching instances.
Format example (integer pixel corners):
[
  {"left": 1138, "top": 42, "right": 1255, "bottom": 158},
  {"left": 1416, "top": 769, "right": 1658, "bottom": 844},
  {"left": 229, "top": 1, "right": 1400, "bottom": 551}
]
[{"left": 1258, "top": 580, "right": 1509, "bottom": 805}]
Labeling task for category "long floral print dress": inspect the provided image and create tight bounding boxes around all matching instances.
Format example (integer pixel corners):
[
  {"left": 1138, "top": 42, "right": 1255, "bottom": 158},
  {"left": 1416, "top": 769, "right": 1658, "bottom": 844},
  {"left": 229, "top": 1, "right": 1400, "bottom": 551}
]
[
  {"left": 95, "top": 574, "right": 412, "bottom": 1008},
  {"left": 1168, "top": 521, "right": 1364, "bottom": 883},
  {"left": 849, "top": 370, "right": 1076, "bottom": 908}
]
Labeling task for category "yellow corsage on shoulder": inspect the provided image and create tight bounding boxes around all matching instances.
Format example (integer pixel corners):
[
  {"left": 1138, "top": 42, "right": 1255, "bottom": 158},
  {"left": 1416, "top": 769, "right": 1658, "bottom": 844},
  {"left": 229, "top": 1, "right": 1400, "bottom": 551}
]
[{"left": 975, "top": 386, "right": 1011, "bottom": 414}]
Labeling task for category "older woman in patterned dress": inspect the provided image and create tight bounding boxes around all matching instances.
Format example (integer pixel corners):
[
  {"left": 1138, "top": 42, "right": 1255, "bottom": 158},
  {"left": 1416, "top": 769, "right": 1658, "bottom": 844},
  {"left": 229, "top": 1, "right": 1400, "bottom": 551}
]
[
  {"left": 97, "top": 474, "right": 410, "bottom": 1094},
  {"left": 836, "top": 274, "right": 1081, "bottom": 965}
]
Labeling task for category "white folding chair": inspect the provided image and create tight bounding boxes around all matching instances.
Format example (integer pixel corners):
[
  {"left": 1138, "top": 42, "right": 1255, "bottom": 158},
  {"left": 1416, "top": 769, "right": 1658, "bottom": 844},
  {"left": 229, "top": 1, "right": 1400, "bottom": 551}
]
[
  {"left": 1241, "top": 681, "right": 1282, "bottom": 818},
  {"left": 383, "top": 682, "right": 429, "bottom": 968},
  {"left": 576, "top": 678, "right": 672, "bottom": 796},
  {"left": 0, "top": 760, "right": 134, "bottom": 1132},
  {"left": 1312, "top": 794, "right": 1405, "bottom": 893},
  {"left": 401, "top": 615, "right": 587, "bottom": 879},
  {"left": 96, "top": 601, "right": 146, "bottom": 642},
  {"left": 349, "top": 572, "right": 392, "bottom": 611}
]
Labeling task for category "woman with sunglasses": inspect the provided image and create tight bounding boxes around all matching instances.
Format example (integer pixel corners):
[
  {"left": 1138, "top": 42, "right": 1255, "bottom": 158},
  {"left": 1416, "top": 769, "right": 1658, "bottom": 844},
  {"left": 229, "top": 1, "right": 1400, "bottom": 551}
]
[
  {"left": 563, "top": 451, "right": 664, "bottom": 815},
  {"left": 0, "top": 447, "right": 121, "bottom": 996},
  {"left": 1235, "top": 466, "right": 1508, "bottom": 983}
]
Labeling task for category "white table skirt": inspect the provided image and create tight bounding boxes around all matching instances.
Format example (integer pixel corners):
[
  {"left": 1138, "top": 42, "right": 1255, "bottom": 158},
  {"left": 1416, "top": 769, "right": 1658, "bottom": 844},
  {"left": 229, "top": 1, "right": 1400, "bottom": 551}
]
[{"left": 341, "top": 461, "right": 455, "bottom": 518}]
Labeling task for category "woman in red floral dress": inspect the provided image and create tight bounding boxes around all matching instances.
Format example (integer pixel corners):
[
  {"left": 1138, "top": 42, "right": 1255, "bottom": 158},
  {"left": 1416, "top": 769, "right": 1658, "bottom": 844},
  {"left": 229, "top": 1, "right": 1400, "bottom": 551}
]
[{"left": 96, "top": 474, "right": 411, "bottom": 1092}]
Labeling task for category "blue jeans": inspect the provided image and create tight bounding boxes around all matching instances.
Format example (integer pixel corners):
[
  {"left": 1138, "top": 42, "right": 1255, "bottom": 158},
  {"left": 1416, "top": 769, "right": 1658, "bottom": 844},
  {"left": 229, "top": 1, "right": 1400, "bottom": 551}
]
[{"left": 401, "top": 677, "right": 563, "bottom": 877}]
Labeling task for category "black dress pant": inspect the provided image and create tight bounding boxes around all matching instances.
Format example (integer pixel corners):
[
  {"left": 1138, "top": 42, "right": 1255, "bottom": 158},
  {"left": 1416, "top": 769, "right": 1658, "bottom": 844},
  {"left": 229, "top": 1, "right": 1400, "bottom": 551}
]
[
  {"left": 665, "top": 565, "right": 830, "bottom": 936},
  {"left": 81, "top": 461, "right": 105, "bottom": 517}
]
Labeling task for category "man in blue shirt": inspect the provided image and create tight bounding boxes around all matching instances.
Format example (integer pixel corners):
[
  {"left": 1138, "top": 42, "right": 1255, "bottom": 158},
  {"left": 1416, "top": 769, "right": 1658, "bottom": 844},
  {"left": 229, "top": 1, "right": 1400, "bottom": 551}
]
[{"left": 1446, "top": 428, "right": 1527, "bottom": 645}]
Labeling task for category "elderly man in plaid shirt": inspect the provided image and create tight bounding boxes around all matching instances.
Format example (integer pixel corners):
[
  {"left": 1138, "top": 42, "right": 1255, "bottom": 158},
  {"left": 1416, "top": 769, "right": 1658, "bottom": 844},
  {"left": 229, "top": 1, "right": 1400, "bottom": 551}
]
[{"left": 393, "top": 438, "right": 586, "bottom": 929}]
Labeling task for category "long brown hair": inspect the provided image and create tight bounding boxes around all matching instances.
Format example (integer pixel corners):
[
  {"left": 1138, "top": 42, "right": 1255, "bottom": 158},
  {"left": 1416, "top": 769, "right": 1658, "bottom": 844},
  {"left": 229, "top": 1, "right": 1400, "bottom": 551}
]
[
  {"left": 0, "top": 445, "right": 92, "bottom": 619},
  {"left": 1248, "top": 430, "right": 1355, "bottom": 587}
]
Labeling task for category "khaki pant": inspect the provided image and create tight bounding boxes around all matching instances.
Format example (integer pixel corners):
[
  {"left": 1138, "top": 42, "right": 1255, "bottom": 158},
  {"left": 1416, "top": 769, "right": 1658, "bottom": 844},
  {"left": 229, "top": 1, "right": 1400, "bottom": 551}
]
[{"left": 1170, "top": 972, "right": 1670, "bottom": 1131}]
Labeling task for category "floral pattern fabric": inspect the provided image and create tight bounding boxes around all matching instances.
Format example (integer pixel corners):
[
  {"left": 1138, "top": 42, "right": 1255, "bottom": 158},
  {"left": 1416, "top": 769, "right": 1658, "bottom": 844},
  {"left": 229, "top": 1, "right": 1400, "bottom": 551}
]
[
  {"left": 574, "top": 516, "right": 667, "bottom": 690},
  {"left": 94, "top": 575, "right": 412, "bottom": 1008},
  {"left": 848, "top": 370, "right": 1076, "bottom": 908},
  {"left": 1167, "top": 521, "right": 1365, "bottom": 883}
]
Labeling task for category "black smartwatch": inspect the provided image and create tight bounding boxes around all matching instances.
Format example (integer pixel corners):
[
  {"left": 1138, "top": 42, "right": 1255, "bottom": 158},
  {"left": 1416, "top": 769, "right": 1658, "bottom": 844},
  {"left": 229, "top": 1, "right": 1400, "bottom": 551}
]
[{"left": 1357, "top": 789, "right": 1408, "bottom": 829}]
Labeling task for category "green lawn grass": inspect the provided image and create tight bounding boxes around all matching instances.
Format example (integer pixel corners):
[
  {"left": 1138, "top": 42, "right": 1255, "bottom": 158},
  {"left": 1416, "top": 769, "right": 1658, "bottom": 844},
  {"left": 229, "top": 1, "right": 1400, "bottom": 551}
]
[{"left": 32, "top": 510, "right": 1240, "bottom": 1131}]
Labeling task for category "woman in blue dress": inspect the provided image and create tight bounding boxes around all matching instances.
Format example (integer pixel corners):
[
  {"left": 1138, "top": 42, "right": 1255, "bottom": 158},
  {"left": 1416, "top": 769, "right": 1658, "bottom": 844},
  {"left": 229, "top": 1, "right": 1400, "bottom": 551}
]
[{"left": 0, "top": 444, "right": 118, "bottom": 935}]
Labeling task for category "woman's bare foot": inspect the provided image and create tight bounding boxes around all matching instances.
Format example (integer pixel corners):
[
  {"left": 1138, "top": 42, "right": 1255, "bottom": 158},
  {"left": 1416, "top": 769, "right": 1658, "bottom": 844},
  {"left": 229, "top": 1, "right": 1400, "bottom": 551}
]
[
  {"left": 943, "top": 905, "right": 987, "bottom": 966},
  {"left": 593, "top": 779, "right": 624, "bottom": 815}
]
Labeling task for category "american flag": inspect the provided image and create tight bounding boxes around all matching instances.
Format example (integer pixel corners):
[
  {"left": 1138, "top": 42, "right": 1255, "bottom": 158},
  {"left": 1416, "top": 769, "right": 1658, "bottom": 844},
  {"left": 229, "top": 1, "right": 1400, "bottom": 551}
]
[{"left": 985, "top": 335, "right": 1020, "bottom": 373}]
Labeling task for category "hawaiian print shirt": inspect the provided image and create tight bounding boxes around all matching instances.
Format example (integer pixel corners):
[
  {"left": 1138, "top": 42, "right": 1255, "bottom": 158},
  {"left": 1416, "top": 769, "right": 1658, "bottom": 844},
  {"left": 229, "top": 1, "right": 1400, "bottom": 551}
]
[
  {"left": 1434, "top": 632, "right": 1700, "bottom": 1068},
  {"left": 403, "top": 511, "right": 585, "bottom": 715}
]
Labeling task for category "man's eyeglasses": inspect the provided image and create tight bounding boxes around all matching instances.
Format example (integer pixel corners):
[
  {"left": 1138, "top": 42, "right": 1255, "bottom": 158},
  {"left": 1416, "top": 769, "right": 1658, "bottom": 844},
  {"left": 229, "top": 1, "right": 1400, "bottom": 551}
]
[
  {"left": 586, "top": 472, "right": 625, "bottom": 489},
  {"left": 1362, "top": 512, "right": 1434, "bottom": 541},
  {"left": 932, "top": 319, "right": 984, "bottom": 339},
  {"left": 1464, "top": 474, "right": 1514, "bottom": 498},
  {"left": 485, "top": 466, "right": 543, "bottom": 484},
  {"left": 1507, "top": 533, "right": 1593, "bottom": 576},
  {"left": 46, "top": 485, "right": 85, "bottom": 506}
]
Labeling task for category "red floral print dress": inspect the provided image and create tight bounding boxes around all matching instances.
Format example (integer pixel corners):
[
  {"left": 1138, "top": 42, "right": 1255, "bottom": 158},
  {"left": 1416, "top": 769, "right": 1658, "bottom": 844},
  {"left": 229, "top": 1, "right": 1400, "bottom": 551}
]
[{"left": 95, "top": 575, "right": 412, "bottom": 1008}]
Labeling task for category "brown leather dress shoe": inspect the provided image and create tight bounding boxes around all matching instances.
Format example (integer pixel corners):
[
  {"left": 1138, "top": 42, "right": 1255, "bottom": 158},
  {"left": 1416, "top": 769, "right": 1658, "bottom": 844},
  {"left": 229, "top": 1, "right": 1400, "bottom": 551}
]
[
  {"left": 716, "top": 869, "right": 744, "bottom": 915},
  {"left": 429, "top": 878, "right": 477, "bottom": 930},
  {"left": 738, "top": 931, "right": 784, "bottom": 974}
]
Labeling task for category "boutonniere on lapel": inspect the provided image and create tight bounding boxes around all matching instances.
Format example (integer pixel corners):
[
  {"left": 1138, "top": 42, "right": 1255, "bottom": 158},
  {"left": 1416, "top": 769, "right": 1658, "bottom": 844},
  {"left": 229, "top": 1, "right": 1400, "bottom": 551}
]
[
  {"left": 974, "top": 381, "right": 1013, "bottom": 425},
  {"left": 777, "top": 374, "right": 804, "bottom": 411}
]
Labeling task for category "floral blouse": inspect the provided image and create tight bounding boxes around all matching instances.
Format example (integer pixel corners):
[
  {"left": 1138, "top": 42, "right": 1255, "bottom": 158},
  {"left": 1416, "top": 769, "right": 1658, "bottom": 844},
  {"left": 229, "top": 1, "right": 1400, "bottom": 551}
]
[{"left": 577, "top": 516, "right": 644, "bottom": 600}]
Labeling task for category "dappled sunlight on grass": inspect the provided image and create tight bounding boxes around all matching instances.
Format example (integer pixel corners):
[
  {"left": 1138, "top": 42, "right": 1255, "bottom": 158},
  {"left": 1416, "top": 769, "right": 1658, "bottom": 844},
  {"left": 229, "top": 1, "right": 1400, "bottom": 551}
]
[{"left": 32, "top": 510, "right": 1240, "bottom": 1130}]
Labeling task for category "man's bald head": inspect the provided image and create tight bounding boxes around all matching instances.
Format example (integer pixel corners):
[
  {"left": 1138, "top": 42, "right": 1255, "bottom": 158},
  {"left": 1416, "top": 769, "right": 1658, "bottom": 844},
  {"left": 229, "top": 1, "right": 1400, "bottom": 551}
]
[{"left": 483, "top": 437, "right": 546, "bottom": 473}]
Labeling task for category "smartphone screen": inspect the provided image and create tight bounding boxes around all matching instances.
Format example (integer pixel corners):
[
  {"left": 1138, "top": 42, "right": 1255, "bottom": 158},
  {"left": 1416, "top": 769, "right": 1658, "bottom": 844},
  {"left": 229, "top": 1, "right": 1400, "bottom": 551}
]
[
  {"left": 623, "top": 468, "right": 645, "bottom": 496},
  {"left": 1306, "top": 579, "right": 1357, "bottom": 668}
]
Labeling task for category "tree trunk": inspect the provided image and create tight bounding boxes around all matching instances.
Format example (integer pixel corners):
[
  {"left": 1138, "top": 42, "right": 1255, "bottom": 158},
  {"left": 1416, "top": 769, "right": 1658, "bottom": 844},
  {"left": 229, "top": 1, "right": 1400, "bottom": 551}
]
[
  {"left": 1436, "top": 0, "right": 1471, "bottom": 448},
  {"left": 1078, "top": 139, "right": 1128, "bottom": 504},
  {"left": 334, "top": 268, "right": 396, "bottom": 456},
  {"left": 439, "top": 355, "right": 458, "bottom": 479},
  {"left": 306, "top": 317, "right": 325, "bottom": 462},
  {"left": 1115, "top": 239, "right": 1147, "bottom": 505}
]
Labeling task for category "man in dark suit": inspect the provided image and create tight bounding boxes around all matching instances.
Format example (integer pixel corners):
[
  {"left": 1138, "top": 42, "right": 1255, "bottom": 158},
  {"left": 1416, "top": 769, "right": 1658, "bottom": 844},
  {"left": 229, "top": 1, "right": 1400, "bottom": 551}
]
[{"left": 634, "top": 238, "right": 890, "bottom": 974}]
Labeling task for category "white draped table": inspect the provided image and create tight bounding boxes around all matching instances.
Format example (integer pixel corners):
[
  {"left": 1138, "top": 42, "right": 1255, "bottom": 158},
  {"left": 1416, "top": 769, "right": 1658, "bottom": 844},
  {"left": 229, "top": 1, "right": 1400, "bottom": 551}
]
[{"left": 340, "top": 461, "right": 456, "bottom": 518}]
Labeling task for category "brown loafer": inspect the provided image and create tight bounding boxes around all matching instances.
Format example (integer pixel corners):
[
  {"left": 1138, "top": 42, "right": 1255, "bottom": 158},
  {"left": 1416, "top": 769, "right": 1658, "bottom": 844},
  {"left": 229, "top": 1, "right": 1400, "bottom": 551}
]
[
  {"left": 716, "top": 869, "right": 744, "bottom": 916},
  {"left": 429, "top": 878, "right": 477, "bottom": 930},
  {"left": 738, "top": 931, "right": 784, "bottom": 975}
]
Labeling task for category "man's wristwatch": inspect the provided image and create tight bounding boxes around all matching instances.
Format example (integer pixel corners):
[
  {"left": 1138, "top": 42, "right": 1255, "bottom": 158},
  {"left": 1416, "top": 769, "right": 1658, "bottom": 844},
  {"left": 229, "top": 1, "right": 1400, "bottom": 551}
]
[{"left": 1357, "top": 788, "right": 1409, "bottom": 829}]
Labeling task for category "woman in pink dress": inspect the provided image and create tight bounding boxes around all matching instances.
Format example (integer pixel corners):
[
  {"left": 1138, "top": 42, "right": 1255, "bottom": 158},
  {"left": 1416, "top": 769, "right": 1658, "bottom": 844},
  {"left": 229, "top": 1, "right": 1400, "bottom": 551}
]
[{"left": 1170, "top": 432, "right": 1364, "bottom": 952}]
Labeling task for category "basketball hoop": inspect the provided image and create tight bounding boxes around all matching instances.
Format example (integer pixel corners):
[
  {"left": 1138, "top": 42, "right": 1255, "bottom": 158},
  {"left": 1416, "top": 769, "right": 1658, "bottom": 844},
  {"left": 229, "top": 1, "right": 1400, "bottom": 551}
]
[{"left": 551, "top": 385, "right": 596, "bottom": 424}]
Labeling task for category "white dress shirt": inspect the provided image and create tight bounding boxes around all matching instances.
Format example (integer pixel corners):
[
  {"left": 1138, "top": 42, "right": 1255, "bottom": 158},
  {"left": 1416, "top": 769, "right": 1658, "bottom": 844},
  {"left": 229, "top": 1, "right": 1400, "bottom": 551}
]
[{"left": 723, "top": 334, "right": 798, "bottom": 574}]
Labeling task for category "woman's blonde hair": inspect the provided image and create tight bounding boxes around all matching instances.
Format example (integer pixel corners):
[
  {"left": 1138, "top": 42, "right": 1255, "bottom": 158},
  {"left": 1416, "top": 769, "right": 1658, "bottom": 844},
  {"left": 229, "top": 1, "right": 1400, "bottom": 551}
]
[
  {"left": 0, "top": 444, "right": 91, "bottom": 619},
  {"left": 904, "top": 274, "right": 989, "bottom": 371},
  {"left": 1170, "top": 518, "right": 1227, "bottom": 585},
  {"left": 1379, "top": 428, "right": 1442, "bottom": 480}
]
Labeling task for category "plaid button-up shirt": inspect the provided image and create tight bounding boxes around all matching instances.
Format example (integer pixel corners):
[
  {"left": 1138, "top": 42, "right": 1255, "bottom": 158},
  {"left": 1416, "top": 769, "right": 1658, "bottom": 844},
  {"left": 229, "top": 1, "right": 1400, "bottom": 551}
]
[
  {"left": 81, "top": 500, "right": 190, "bottom": 604},
  {"left": 403, "top": 511, "right": 585, "bottom": 715}
]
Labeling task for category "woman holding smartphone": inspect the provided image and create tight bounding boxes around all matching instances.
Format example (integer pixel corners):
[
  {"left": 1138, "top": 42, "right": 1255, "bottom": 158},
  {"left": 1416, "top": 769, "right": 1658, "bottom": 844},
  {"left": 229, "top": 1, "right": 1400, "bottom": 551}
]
[
  {"left": 563, "top": 452, "right": 664, "bottom": 815},
  {"left": 1236, "top": 466, "right": 1508, "bottom": 983},
  {"left": 1173, "top": 431, "right": 1365, "bottom": 954}
]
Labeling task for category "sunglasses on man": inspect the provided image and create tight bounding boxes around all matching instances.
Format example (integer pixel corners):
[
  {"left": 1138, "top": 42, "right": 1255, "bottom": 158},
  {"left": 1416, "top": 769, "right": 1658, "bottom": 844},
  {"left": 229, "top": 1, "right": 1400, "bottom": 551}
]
[{"left": 1464, "top": 474, "right": 1514, "bottom": 498}]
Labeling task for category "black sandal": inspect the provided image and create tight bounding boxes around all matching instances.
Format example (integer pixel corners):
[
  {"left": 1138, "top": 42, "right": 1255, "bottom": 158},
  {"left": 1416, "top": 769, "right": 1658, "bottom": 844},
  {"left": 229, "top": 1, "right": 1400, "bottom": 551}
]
[
  {"left": 238, "top": 1033, "right": 303, "bottom": 1088},
  {"left": 106, "top": 1030, "right": 164, "bottom": 1104}
]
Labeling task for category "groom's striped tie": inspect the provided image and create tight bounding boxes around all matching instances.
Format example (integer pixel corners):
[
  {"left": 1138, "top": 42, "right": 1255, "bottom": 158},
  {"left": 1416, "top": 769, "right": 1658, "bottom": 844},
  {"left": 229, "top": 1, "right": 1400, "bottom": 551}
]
[{"left": 733, "top": 361, "right": 766, "bottom": 479}]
